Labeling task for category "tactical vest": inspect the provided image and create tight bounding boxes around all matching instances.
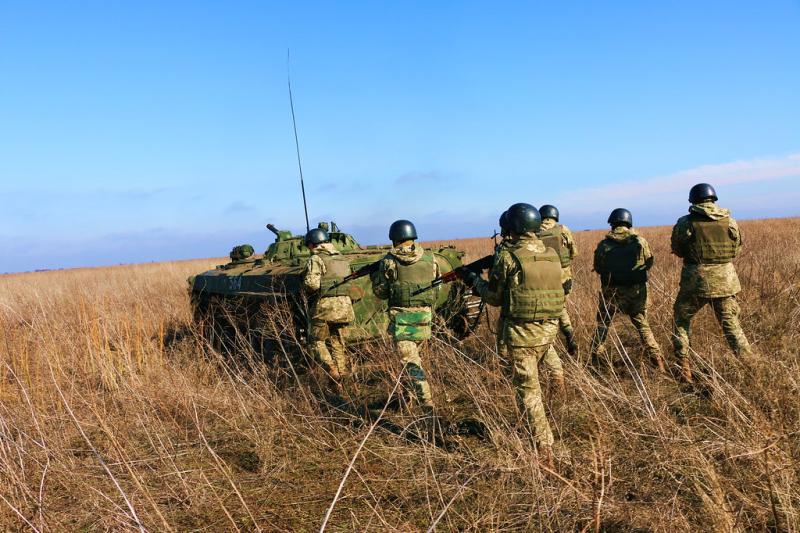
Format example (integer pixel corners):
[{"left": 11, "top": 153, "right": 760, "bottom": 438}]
[
  {"left": 538, "top": 224, "right": 571, "bottom": 268},
  {"left": 503, "top": 246, "right": 564, "bottom": 321},
  {"left": 318, "top": 253, "right": 352, "bottom": 297},
  {"left": 686, "top": 214, "right": 737, "bottom": 264},
  {"left": 598, "top": 237, "right": 647, "bottom": 286},
  {"left": 389, "top": 252, "right": 436, "bottom": 308}
]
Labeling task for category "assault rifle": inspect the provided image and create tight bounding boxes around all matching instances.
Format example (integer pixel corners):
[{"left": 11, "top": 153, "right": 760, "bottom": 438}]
[
  {"left": 411, "top": 254, "right": 494, "bottom": 296},
  {"left": 323, "top": 260, "right": 382, "bottom": 294}
]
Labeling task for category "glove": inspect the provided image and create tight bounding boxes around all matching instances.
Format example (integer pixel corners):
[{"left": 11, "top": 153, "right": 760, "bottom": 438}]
[
  {"left": 562, "top": 279, "right": 573, "bottom": 295},
  {"left": 462, "top": 270, "right": 479, "bottom": 287}
]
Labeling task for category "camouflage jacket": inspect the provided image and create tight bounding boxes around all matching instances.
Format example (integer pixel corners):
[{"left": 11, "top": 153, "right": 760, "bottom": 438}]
[
  {"left": 593, "top": 226, "right": 654, "bottom": 280},
  {"left": 372, "top": 243, "right": 440, "bottom": 312},
  {"left": 540, "top": 218, "right": 579, "bottom": 283},
  {"left": 475, "top": 233, "right": 560, "bottom": 347},
  {"left": 671, "top": 201, "right": 742, "bottom": 298},
  {"left": 303, "top": 243, "right": 355, "bottom": 323}
]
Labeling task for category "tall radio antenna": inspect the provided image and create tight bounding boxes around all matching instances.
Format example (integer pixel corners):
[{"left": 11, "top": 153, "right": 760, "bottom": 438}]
[{"left": 287, "top": 49, "right": 310, "bottom": 232}]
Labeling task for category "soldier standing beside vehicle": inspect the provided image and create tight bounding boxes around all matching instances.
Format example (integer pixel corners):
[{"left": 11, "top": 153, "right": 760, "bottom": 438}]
[
  {"left": 465, "top": 203, "right": 564, "bottom": 466},
  {"left": 372, "top": 220, "right": 440, "bottom": 427},
  {"left": 671, "top": 183, "right": 752, "bottom": 383},
  {"left": 303, "top": 228, "right": 356, "bottom": 390},
  {"left": 589, "top": 209, "right": 665, "bottom": 372},
  {"left": 538, "top": 205, "right": 579, "bottom": 357}
]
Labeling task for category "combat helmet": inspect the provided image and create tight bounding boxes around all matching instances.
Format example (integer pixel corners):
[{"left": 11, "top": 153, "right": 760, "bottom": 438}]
[
  {"left": 539, "top": 204, "right": 559, "bottom": 222},
  {"left": 607, "top": 208, "right": 633, "bottom": 228},
  {"left": 689, "top": 183, "right": 718, "bottom": 204},
  {"left": 305, "top": 228, "right": 329, "bottom": 246},
  {"left": 389, "top": 219, "right": 418, "bottom": 243},
  {"left": 499, "top": 211, "right": 510, "bottom": 236},
  {"left": 507, "top": 203, "right": 542, "bottom": 235}
]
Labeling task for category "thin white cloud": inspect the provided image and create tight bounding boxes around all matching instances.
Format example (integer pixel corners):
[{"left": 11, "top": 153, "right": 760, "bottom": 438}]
[{"left": 562, "top": 153, "right": 800, "bottom": 212}]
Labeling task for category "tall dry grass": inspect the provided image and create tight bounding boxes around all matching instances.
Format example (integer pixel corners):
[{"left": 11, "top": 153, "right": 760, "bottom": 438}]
[{"left": 0, "top": 219, "right": 798, "bottom": 531}]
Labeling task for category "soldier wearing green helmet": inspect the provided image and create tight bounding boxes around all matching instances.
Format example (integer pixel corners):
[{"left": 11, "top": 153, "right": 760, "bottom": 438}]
[
  {"left": 589, "top": 209, "right": 665, "bottom": 372},
  {"left": 302, "top": 227, "right": 356, "bottom": 391},
  {"left": 465, "top": 202, "right": 565, "bottom": 467},
  {"left": 670, "top": 183, "right": 752, "bottom": 382},
  {"left": 372, "top": 219, "right": 441, "bottom": 433}
]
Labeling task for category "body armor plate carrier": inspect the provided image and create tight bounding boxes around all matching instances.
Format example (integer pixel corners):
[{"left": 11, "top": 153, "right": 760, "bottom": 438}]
[
  {"left": 538, "top": 224, "right": 571, "bottom": 268},
  {"left": 319, "top": 254, "right": 353, "bottom": 297},
  {"left": 598, "top": 237, "right": 647, "bottom": 287},
  {"left": 687, "top": 214, "right": 737, "bottom": 265},
  {"left": 389, "top": 252, "right": 436, "bottom": 308},
  {"left": 503, "top": 247, "right": 564, "bottom": 321}
]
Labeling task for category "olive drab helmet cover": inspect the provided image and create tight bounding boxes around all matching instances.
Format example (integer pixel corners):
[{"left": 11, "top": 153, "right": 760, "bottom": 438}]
[
  {"left": 689, "top": 183, "right": 718, "bottom": 204},
  {"left": 507, "top": 203, "right": 542, "bottom": 235},
  {"left": 304, "top": 228, "right": 329, "bottom": 246},
  {"left": 607, "top": 208, "right": 633, "bottom": 228},
  {"left": 539, "top": 204, "right": 560, "bottom": 222},
  {"left": 389, "top": 219, "right": 418, "bottom": 243}
]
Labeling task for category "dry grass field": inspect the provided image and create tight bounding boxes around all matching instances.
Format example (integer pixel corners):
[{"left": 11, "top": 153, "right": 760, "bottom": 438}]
[{"left": 1, "top": 218, "right": 799, "bottom": 531}]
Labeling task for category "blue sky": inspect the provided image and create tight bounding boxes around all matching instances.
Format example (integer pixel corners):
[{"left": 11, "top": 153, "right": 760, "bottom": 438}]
[{"left": 1, "top": 1, "right": 799, "bottom": 273}]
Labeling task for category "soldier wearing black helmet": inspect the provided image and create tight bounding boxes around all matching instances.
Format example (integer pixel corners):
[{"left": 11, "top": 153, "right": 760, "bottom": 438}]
[
  {"left": 538, "top": 205, "right": 579, "bottom": 356},
  {"left": 589, "top": 209, "right": 665, "bottom": 372},
  {"left": 372, "top": 219, "right": 441, "bottom": 432},
  {"left": 302, "top": 227, "right": 356, "bottom": 390},
  {"left": 671, "top": 183, "right": 752, "bottom": 382},
  {"left": 464, "top": 202, "right": 565, "bottom": 466}
]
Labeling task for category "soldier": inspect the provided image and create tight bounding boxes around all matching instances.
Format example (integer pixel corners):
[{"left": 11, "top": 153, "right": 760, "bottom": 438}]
[
  {"left": 464, "top": 203, "right": 564, "bottom": 465},
  {"left": 372, "top": 220, "right": 440, "bottom": 422},
  {"left": 496, "top": 211, "right": 564, "bottom": 394},
  {"left": 538, "top": 205, "right": 579, "bottom": 356},
  {"left": 303, "top": 228, "right": 356, "bottom": 389},
  {"left": 589, "top": 209, "right": 665, "bottom": 372},
  {"left": 671, "top": 183, "right": 752, "bottom": 382}
]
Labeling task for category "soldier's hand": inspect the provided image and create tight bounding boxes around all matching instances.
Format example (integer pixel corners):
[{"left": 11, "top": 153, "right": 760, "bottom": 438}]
[
  {"left": 462, "top": 270, "right": 479, "bottom": 287},
  {"left": 562, "top": 279, "right": 573, "bottom": 294}
]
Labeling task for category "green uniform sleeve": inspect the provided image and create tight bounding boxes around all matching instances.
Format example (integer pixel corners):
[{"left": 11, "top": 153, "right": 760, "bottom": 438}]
[
  {"left": 303, "top": 255, "right": 323, "bottom": 293},
  {"left": 371, "top": 256, "right": 395, "bottom": 300},
  {"left": 593, "top": 242, "right": 605, "bottom": 273},
  {"left": 562, "top": 225, "right": 578, "bottom": 259},
  {"left": 671, "top": 217, "right": 691, "bottom": 258},
  {"left": 729, "top": 217, "right": 742, "bottom": 256},
  {"left": 638, "top": 236, "right": 655, "bottom": 271}
]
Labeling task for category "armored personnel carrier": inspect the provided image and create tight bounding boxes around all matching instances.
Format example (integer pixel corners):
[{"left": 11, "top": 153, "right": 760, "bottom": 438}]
[{"left": 189, "top": 222, "right": 482, "bottom": 356}]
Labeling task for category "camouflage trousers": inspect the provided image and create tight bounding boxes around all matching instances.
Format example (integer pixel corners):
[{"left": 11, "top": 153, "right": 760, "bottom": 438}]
[
  {"left": 590, "top": 284, "right": 661, "bottom": 360},
  {"left": 559, "top": 290, "right": 575, "bottom": 338},
  {"left": 672, "top": 293, "right": 751, "bottom": 360},
  {"left": 396, "top": 340, "right": 433, "bottom": 407},
  {"left": 497, "top": 316, "right": 562, "bottom": 377},
  {"left": 505, "top": 320, "right": 560, "bottom": 447},
  {"left": 309, "top": 320, "right": 351, "bottom": 377}
]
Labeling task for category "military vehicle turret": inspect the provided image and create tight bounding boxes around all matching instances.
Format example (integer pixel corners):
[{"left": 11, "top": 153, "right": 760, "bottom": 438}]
[{"left": 189, "top": 221, "right": 482, "bottom": 357}]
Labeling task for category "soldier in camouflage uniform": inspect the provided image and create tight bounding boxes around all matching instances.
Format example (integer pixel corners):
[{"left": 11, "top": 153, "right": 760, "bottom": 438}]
[
  {"left": 538, "top": 205, "right": 579, "bottom": 357},
  {"left": 671, "top": 183, "right": 752, "bottom": 382},
  {"left": 466, "top": 203, "right": 565, "bottom": 464},
  {"left": 372, "top": 220, "right": 440, "bottom": 417},
  {"left": 589, "top": 209, "right": 665, "bottom": 371},
  {"left": 303, "top": 228, "right": 356, "bottom": 387},
  {"left": 496, "top": 211, "right": 564, "bottom": 394}
]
